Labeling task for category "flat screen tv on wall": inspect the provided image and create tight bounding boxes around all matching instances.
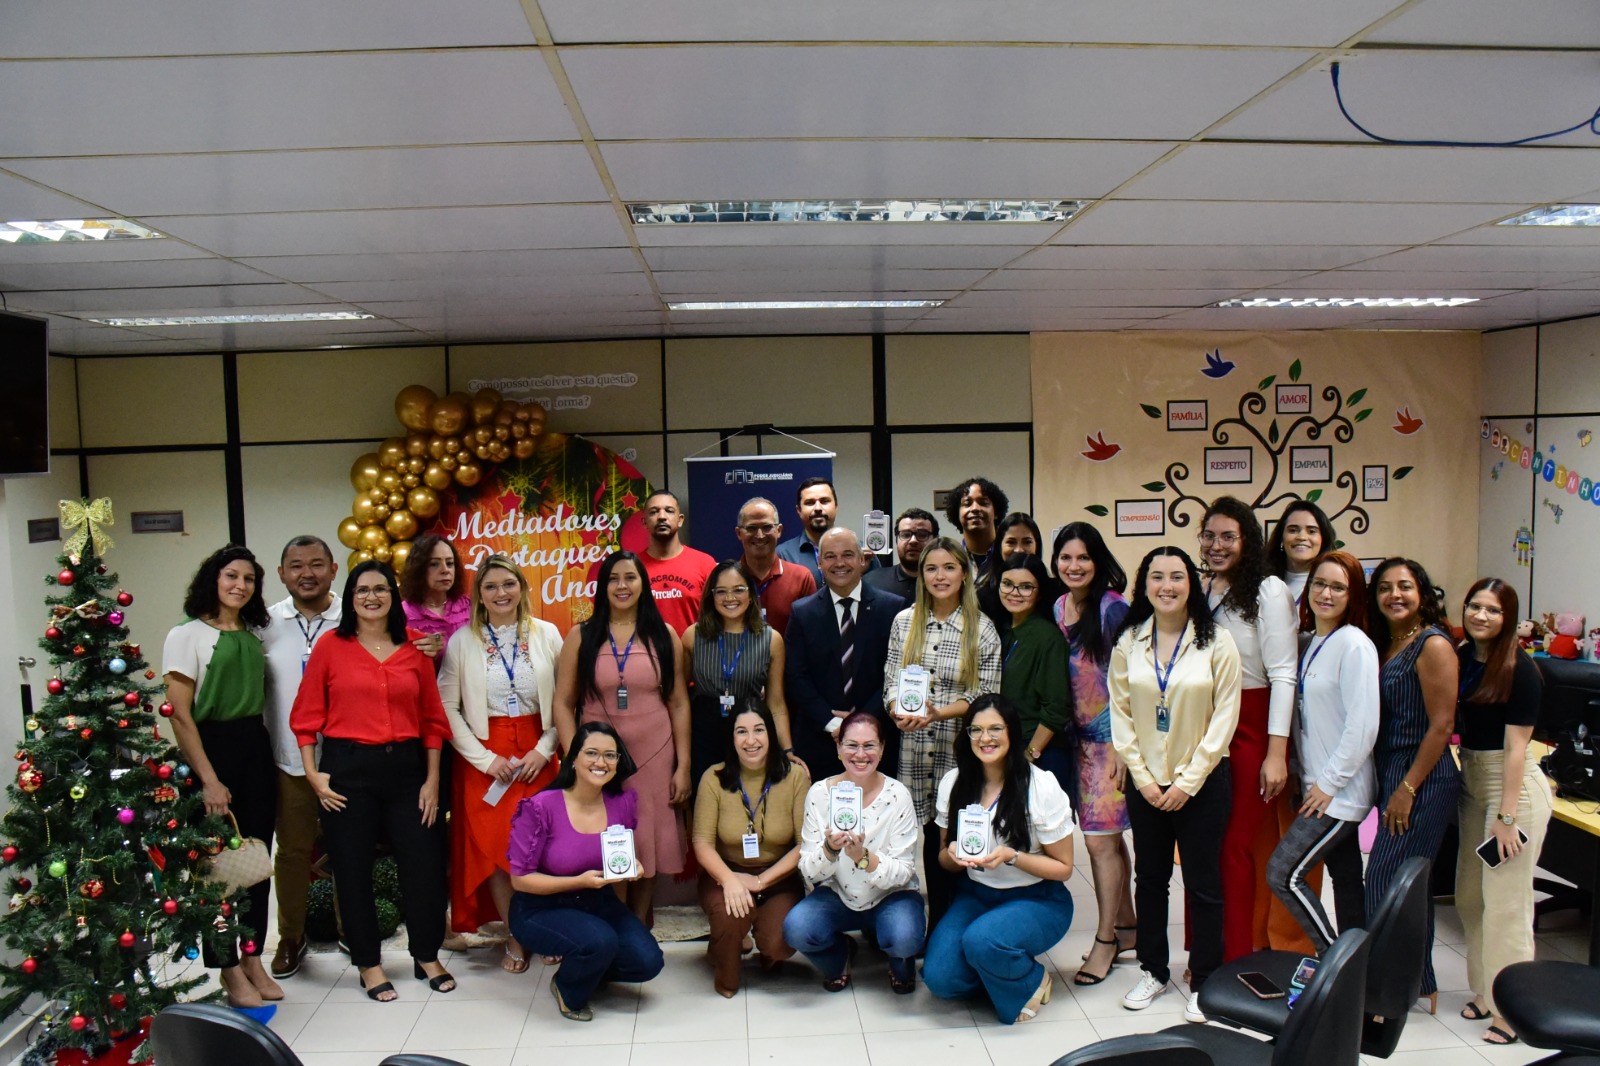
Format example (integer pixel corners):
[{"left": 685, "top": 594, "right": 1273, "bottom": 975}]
[{"left": 0, "top": 311, "right": 50, "bottom": 476}]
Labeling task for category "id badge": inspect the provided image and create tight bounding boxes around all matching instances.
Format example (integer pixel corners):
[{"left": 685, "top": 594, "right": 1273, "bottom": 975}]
[
  {"left": 742, "top": 833, "right": 760, "bottom": 859},
  {"left": 897, "top": 665, "right": 931, "bottom": 716},
  {"left": 301, "top": 647, "right": 311, "bottom": 674},
  {"left": 616, "top": 685, "right": 629, "bottom": 710},
  {"left": 1156, "top": 703, "right": 1171, "bottom": 733},
  {"left": 506, "top": 693, "right": 519, "bottom": 717},
  {"left": 719, "top": 693, "right": 735, "bottom": 717}
]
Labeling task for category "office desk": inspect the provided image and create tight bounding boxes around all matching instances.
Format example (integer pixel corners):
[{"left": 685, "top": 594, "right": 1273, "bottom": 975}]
[{"left": 1530, "top": 743, "right": 1600, "bottom": 964}]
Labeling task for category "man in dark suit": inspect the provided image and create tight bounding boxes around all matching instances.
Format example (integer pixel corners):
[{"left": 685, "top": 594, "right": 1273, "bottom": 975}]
[{"left": 784, "top": 527, "right": 909, "bottom": 779}]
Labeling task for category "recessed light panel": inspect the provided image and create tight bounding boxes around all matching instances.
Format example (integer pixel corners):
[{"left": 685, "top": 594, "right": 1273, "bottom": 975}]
[
  {"left": 0, "top": 219, "right": 164, "bottom": 244},
  {"left": 1497, "top": 205, "right": 1600, "bottom": 227},
  {"left": 1214, "top": 297, "right": 1478, "bottom": 309},
  {"left": 631, "top": 200, "right": 1085, "bottom": 225},
  {"left": 88, "top": 311, "right": 377, "bottom": 326},
  {"left": 668, "top": 299, "right": 943, "bottom": 311}
]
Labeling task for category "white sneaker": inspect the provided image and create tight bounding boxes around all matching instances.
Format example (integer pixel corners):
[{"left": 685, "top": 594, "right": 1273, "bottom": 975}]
[
  {"left": 1184, "top": 991, "right": 1206, "bottom": 1023},
  {"left": 1121, "top": 973, "right": 1169, "bottom": 1011}
]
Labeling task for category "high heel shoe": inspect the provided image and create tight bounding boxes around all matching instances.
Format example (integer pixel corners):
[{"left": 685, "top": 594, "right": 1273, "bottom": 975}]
[{"left": 414, "top": 960, "right": 457, "bottom": 993}]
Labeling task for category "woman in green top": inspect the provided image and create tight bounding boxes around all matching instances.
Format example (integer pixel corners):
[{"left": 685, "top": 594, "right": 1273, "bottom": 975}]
[
  {"left": 998, "top": 553, "right": 1075, "bottom": 795},
  {"left": 161, "top": 545, "right": 278, "bottom": 1008}
]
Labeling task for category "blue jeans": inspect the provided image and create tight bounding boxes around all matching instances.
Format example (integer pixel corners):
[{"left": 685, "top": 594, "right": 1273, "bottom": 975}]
[
  {"left": 782, "top": 886, "right": 926, "bottom": 984},
  {"left": 923, "top": 878, "right": 1074, "bottom": 1023},
  {"left": 509, "top": 889, "right": 664, "bottom": 1009}
]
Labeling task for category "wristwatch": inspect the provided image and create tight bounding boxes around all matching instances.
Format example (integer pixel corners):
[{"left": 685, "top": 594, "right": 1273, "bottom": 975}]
[
  {"left": 1498, "top": 812, "right": 1516, "bottom": 826},
  {"left": 856, "top": 852, "right": 871, "bottom": 870}
]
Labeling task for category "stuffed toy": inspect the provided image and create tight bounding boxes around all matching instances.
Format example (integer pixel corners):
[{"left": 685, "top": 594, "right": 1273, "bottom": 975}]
[
  {"left": 1517, "top": 618, "right": 1547, "bottom": 651},
  {"left": 1548, "top": 612, "right": 1585, "bottom": 660}
]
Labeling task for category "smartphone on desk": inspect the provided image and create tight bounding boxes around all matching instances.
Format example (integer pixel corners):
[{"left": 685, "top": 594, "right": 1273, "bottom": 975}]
[
  {"left": 1476, "top": 827, "right": 1530, "bottom": 869},
  {"left": 1237, "top": 971, "right": 1285, "bottom": 999}
]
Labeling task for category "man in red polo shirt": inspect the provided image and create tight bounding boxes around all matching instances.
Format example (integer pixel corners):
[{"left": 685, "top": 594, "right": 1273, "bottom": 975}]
[
  {"left": 637, "top": 490, "right": 715, "bottom": 635},
  {"left": 735, "top": 497, "right": 815, "bottom": 634}
]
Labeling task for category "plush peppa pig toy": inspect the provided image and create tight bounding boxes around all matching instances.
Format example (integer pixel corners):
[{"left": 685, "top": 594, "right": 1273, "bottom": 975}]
[{"left": 1548, "top": 612, "right": 1585, "bottom": 659}]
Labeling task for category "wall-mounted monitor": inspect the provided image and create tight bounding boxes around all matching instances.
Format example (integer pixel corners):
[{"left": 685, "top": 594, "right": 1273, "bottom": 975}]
[{"left": 0, "top": 311, "right": 50, "bottom": 477}]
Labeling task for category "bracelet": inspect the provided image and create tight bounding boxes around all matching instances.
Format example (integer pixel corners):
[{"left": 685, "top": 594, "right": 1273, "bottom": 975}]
[
  {"left": 783, "top": 748, "right": 795, "bottom": 755},
  {"left": 1399, "top": 779, "right": 1417, "bottom": 797}
]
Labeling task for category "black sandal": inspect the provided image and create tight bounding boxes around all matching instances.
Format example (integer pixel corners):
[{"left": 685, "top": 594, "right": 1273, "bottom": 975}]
[
  {"left": 823, "top": 938, "right": 857, "bottom": 993},
  {"left": 1082, "top": 925, "right": 1137, "bottom": 961},
  {"left": 413, "top": 960, "right": 457, "bottom": 993},
  {"left": 1484, "top": 1025, "right": 1519, "bottom": 1046},
  {"left": 1075, "top": 936, "right": 1119, "bottom": 986},
  {"left": 361, "top": 975, "right": 397, "bottom": 1002},
  {"left": 1460, "top": 1002, "right": 1491, "bottom": 1021}
]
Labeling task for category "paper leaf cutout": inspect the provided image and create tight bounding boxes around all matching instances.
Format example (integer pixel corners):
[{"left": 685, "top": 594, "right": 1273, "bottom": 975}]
[
  {"left": 1394, "top": 466, "right": 1414, "bottom": 480},
  {"left": 1305, "top": 489, "right": 1322, "bottom": 502},
  {"left": 1354, "top": 408, "right": 1373, "bottom": 423},
  {"left": 1347, "top": 388, "right": 1367, "bottom": 406},
  {"left": 1085, "top": 505, "right": 1109, "bottom": 517},
  {"left": 1268, "top": 420, "right": 1280, "bottom": 444},
  {"left": 1140, "top": 403, "right": 1162, "bottom": 419},
  {"left": 1141, "top": 482, "right": 1166, "bottom": 492},
  {"left": 1258, "top": 374, "right": 1276, "bottom": 390},
  {"left": 1289, "top": 359, "right": 1302, "bottom": 383}
]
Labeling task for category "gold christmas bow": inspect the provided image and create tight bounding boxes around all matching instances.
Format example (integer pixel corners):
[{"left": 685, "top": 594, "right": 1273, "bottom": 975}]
[{"left": 59, "top": 497, "right": 115, "bottom": 558}]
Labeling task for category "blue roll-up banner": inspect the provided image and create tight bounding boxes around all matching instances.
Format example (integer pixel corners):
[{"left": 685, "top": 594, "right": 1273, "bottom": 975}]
[{"left": 683, "top": 452, "right": 836, "bottom": 563}]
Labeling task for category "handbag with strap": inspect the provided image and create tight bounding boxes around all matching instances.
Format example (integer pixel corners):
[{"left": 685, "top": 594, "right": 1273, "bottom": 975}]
[{"left": 206, "top": 812, "right": 273, "bottom": 895}]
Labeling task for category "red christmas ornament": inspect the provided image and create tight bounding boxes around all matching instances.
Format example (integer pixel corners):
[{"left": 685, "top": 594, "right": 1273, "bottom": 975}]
[
  {"left": 156, "top": 765, "right": 172, "bottom": 780},
  {"left": 44, "top": 626, "right": 62, "bottom": 641},
  {"left": 72, "top": 645, "right": 86, "bottom": 657},
  {"left": 79, "top": 728, "right": 92, "bottom": 740},
  {"left": 143, "top": 670, "right": 155, "bottom": 680},
  {"left": 220, "top": 902, "right": 231, "bottom": 916},
  {"left": 158, "top": 702, "right": 175, "bottom": 718},
  {"left": 1, "top": 846, "right": 16, "bottom": 864},
  {"left": 243, "top": 940, "right": 257, "bottom": 955},
  {"left": 96, "top": 566, "right": 107, "bottom": 575},
  {"left": 46, "top": 679, "right": 64, "bottom": 695},
  {"left": 117, "top": 719, "right": 129, "bottom": 729},
  {"left": 186, "top": 850, "right": 198, "bottom": 860},
  {"left": 19, "top": 957, "right": 37, "bottom": 974},
  {"left": 118, "top": 931, "right": 135, "bottom": 948},
  {"left": 165, "top": 819, "right": 178, "bottom": 830},
  {"left": 108, "top": 993, "right": 127, "bottom": 1010},
  {"left": 14, "top": 751, "right": 27, "bottom": 763},
  {"left": 17, "top": 768, "right": 42, "bottom": 794},
  {"left": 16, "top": 878, "right": 31, "bottom": 892},
  {"left": 161, "top": 899, "right": 178, "bottom": 915},
  {"left": 122, "top": 692, "right": 140, "bottom": 707},
  {"left": 78, "top": 878, "right": 105, "bottom": 900},
  {"left": 69, "top": 1015, "right": 87, "bottom": 1032},
  {"left": 58, "top": 569, "right": 76, "bottom": 585},
  {"left": 116, "top": 591, "right": 133, "bottom": 607}
]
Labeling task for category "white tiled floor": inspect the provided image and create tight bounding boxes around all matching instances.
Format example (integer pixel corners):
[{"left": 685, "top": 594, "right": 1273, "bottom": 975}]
[{"left": 176, "top": 865, "right": 1592, "bottom": 1066}]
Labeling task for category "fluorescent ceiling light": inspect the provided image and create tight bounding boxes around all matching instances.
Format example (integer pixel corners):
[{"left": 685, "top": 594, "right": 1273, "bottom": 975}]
[
  {"left": 88, "top": 311, "right": 377, "bottom": 326},
  {"left": 0, "top": 218, "right": 164, "bottom": 244},
  {"left": 669, "top": 299, "right": 943, "bottom": 311},
  {"left": 631, "top": 200, "right": 1085, "bottom": 225},
  {"left": 1214, "top": 297, "right": 1479, "bottom": 309},
  {"left": 1497, "top": 204, "right": 1600, "bottom": 227}
]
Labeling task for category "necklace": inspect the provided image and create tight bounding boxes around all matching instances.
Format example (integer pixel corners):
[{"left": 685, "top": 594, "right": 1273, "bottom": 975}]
[{"left": 1394, "top": 621, "right": 1423, "bottom": 647}]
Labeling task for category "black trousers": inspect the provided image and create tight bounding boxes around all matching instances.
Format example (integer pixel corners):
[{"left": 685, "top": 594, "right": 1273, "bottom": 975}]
[
  {"left": 317, "top": 738, "right": 446, "bottom": 969},
  {"left": 196, "top": 716, "right": 278, "bottom": 969},
  {"left": 922, "top": 820, "right": 957, "bottom": 929},
  {"left": 1126, "top": 760, "right": 1231, "bottom": 990}
]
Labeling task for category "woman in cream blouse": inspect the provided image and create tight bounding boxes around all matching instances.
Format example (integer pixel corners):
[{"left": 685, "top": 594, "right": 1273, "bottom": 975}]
[
  {"left": 1108, "top": 545, "right": 1241, "bottom": 1023},
  {"left": 438, "top": 554, "right": 563, "bottom": 972}
]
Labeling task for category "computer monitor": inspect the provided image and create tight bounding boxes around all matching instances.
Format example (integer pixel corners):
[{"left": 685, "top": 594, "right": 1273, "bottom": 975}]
[
  {"left": 1534, "top": 657, "right": 1600, "bottom": 743},
  {"left": 0, "top": 311, "right": 50, "bottom": 476}
]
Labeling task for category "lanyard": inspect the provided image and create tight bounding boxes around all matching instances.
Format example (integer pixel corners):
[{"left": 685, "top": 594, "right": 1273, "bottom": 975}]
[
  {"left": 608, "top": 631, "right": 636, "bottom": 676},
  {"left": 739, "top": 778, "right": 774, "bottom": 833},
  {"left": 295, "top": 613, "right": 328, "bottom": 651},
  {"left": 1152, "top": 622, "right": 1188, "bottom": 708},
  {"left": 486, "top": 624, "right": 520, "bottom": 688},
  {"left": 1298, "top": 633, "right": 1332, "bottom": 698},
  {"left": 755, "top": 560, "right": 781, "bottom": 599},
  {"left": 717, "top": 633, "right": 745, "bottom": 693}
]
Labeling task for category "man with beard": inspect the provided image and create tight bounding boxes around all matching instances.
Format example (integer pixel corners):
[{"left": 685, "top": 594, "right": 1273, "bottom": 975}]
[
  {"left": 260, "top": 535, "right": 341, "bottom": 978},
  {"left": 944, "top": 477, "right": 1009, "bottom": 577},
  {"left": 637, "top": 490, "right": 716, "bottom": 635},
  {"left": 737, "top": 496, "right": 815, "bottom": 634},
  {"left": 864, "top": 507, "right": 939, "bottom": 602}
]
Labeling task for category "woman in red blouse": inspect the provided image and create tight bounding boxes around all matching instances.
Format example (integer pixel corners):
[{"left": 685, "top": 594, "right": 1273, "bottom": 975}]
[{"left": 290, "top": 560, "right": 456, "bottom": 1002}]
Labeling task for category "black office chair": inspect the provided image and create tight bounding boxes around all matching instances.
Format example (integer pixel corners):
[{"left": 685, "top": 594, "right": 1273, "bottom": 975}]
[
  {"left": 1053, "top": 929, "right": 1371, "bottom": 1066},
  {"left": 148, "top": 1002, "right": 302, "bottom": 1066},
  {"left": 1494, "top": 960, "right": 1600, "bottom": 1062},
  {"left": 1199, "top": 857, "right": 1429, "bottom": 1058},
  {"left": 378, "top": 1057, "right": 473, "bottom": 1066}
]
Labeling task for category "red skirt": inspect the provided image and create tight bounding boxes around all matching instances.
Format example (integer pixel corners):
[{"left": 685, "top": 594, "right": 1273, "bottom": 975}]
[{"left": 450, "top": 715, "right": 559, "bottom": 933}]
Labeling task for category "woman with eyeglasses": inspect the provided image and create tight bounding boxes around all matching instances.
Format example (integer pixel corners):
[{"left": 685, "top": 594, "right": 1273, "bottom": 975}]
[
  {"left": 1197, "top": 496, "right": 1301, "bottom": 960},
  {"left": 437, "top": 554, "right": 563, "bottom": 973},
  {"left": 1453, "top": 578, "right": 1549, "bottom": 1045},
  {"left": 1363, "top": 557, "right": 1460, "bottom": 1012},
  {"left": 507, "top": 722, "right": 664, "bottom": 1022},
  {"left": 976, "top": 514, "right": 1055, "bottom": 633},
  {"left": 291, "top": 561, "right": 456, "bottom": 1001},
  {"left": 925, "top": 695, "right": 1076, "bottom": 1024},
  {"left": 884, "top": 536, "right": 1003, "bottom": 925},
  {"left": 1109, "top": 546, "right": 1240, "bottom": 1021},
  {"left": 682, "top": 560, "right": 797, "bottom": 785},
  {"left": 1265, "top": 551, "right": 1377, "bottom": 951},
  {"left": 783, "top": 711, "right": 925, "bottom": 993},
  {"left": 161, "top": 545, "right": 278, "bottom": 1007},
  {"left": 554, "top": 551, "right": 691, "bottom": 924},
  {"left": 996, "top": 553, "right": 1074, "bottom": 794},
  {"left": 692, "top": 701, "right": 808, "bottom": 997},
  {"left": 1264, "top": 498, "right": 1337, "bottom": 604}
]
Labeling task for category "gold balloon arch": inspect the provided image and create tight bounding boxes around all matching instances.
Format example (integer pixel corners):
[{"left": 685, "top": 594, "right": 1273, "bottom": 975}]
[{"left": 337, "top": 384, "right": 549, "bottom": 572}]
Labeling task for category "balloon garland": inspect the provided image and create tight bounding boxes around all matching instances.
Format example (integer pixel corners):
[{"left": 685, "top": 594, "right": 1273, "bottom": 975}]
[{"left": 337, "top": 385, "right": 548, "bottom": 571}]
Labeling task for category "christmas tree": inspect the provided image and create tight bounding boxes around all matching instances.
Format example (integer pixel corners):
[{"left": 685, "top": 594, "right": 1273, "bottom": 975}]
[{"left": 0, "top": 500, "right": 246, "bottom": 1065}]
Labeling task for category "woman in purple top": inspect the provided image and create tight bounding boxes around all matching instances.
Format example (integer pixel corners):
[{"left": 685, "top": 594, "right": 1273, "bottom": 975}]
[
  {"left": 401, "top": 534, "right": 472, "bottom": 667},
  {"left": 507, "top": 721, "right": 665, "bottom": 1021}
]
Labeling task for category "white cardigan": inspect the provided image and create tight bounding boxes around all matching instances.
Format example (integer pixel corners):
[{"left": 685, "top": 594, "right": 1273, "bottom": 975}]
[{"left": 437, "top": 617, "right": 562, "bottom": 773}]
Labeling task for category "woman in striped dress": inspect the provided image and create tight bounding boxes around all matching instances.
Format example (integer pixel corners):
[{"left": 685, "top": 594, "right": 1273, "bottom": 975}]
[{"left": 1363, "top": 557, "right": 1461, "bottom": 1011}]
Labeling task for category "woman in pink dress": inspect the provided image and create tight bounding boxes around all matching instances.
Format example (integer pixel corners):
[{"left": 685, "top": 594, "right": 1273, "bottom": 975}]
[{"left": 554, "top": 551, "right": 692, "bottom": 923}]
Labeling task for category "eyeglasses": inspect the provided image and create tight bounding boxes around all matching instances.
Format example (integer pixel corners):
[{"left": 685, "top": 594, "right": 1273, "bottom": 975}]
[
  {"left": 1464, "top": 603, "right": 1504, "bottom": 617},
  {"left": 1309, "top": 579, "right": 1349, "bottom": 595},
  {"left": 999, "top": 580, "right": 1038, "bottom": 595},
  {"left": 1198, "top": 532, "right": 1240, "bottom": 546},
  {"left": 897, "top": 530, "right": 934, "bottom": 542},
  {"left": 967, "top": 726, "right": 1007, "bottom": 740},
  {"left": 740, "top": 523, "right": 777, "bottom": 535},
  {"left": 354, "top": 585, "right": 392, "bottom": 600},
  {"left": 840, "top": 742, "right": 881, "bottom": 755},
  {"left": 713, "top": 586, "right": 750, "bottom": 599},
  {"left": 579, "top": 749, "right": 620, "bottom": 764}
]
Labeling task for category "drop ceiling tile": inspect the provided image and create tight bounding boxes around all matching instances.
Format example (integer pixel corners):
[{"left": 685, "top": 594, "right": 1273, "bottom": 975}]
[
  {"left": 1548, "top": 275, "right": 1600, "bottom": 290},
  {"left": 978, "top": 268, "right": 1311, "bottom": 289},
  {"left": 561, "top": 45, "right": 1312, "bottom": 141},
  {"left": 1214, "top": 52, "right": 1600, "bottom": 147},
  {"left": 1016, "top": 245, "right": 1402, "bottom": 270},
  {"left": 948, "top": 288, "right": 1239, "bottom": 308},
  {"left": 6, "top": 283, "right": 336, "bottom": 314},
  {"left": 0, "top": 51, "right": 578, "bottom": 157},
  {"left": 1122, "top": 143, "right": 1600, "bottom": 204},
  {"left": 1055, "top": 200, "right": 1521, "bottom": 246},
  {"left": 1362, "top": 0, "right": 1600, "bottom": 48},
  {"left": 144, "top": 205, "right": 625, "bottom": 257},
  {"left": 237, "top": 249, "right": 641, "bottom": 283},
  {"left": 1475, "top": 290, "right": 1600, "bottom": 316},
  {"left": 1138, "top": 306, "right": 1385, "bottom": 329},
  {"left": 1273, "top": 270, "right": 1585, "bottom": 290},
  {"left": 0, "top": 237, "right": 216, "bottom": 264},
  {"left": 635, "top": 222, "right": 1061, "bottom": 247},
  {"left": 313, "top": 272, "right": 656, "bottom": 303},
  {"left": 544, "top": 0, "right": 1397, "bottom": 46},
  {"left": 0, "top": 257, "right": 278, "bottom": 292},
  {"left": 653, "top": 269, "right": 988, "bottom": 295},
  {"left": 5, "top": 146, "right": 608, "bottom": 218},
  {"left": 355, "top": 293, "right": 665, "bottom": 317},
  {"left": 0, "top": 171, "right": 110, "bottom": 220},
  {"left": 600, "top": 140, "right": 1173, "bottom": 201},
  {"left": 642, "top": 244, "right": 1025, "bottom": 272},
  {"left": 1356, "top": 245, "right": 1600, "bottom": 272},
  {"left": 1434, "top": 223, "right": 1600, "bottom": 246}
]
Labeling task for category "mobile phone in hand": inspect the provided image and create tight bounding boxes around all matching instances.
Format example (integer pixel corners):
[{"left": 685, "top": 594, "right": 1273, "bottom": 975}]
[{"left": 1476, "top": 826, "right": 1530, "bottom": 869}]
